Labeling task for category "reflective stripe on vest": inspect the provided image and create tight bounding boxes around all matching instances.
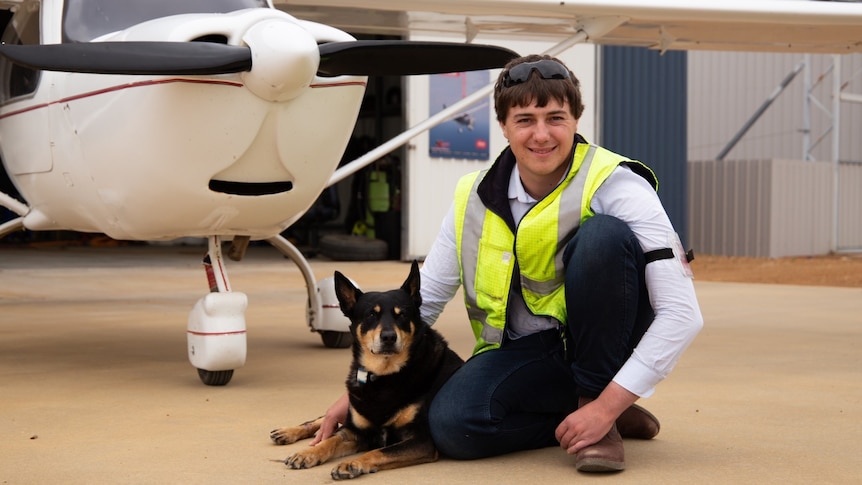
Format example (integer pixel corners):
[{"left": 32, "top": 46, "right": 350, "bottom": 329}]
[{"left": 453, "top": 171, "right": 496, "bottom": 345}]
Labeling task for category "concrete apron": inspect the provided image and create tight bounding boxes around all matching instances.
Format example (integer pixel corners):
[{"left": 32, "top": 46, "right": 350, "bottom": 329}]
[{"left": 1, "top": 246, "right": 859, "bottom": 484}]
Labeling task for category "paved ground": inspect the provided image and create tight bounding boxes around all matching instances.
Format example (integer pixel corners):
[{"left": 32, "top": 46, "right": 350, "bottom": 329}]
[{"left": 1, "top": 245, "right": 860, "bottom": 484}]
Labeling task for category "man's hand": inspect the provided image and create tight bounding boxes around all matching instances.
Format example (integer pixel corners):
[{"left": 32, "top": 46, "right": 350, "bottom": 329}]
[
  {"left": 309, "top": 392, "right": 349, "bottom": 446},
  {"left": 554, "top": 382, "right": 637, "bottom": 454}
]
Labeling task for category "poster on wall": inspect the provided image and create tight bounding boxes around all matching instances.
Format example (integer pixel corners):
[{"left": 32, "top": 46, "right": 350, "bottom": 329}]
[{"left": 428, "top": 71, "right": 491, "bottom": 161}]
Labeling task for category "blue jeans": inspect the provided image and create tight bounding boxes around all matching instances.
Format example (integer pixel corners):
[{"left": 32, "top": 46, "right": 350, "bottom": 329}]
[{"left": 428, "top": 215, "right": 654, "bottom": 459}]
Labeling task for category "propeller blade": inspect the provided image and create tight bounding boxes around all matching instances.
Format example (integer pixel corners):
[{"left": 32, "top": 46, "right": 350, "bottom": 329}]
[
  {"left": 0, "top": 42, "right": 252, "bottom": 75},
  {"left": 317, "top": 40, "right": 518, "bottom": 77}
]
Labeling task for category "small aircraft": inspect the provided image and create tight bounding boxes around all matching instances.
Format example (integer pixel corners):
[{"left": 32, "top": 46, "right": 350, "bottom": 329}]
[
  {"left": 1, "top": 0, "right": 861, "bottom": 386},
  {"left": 445, "top": 102, "right": 487, "bottom": 133},
  {"left": 0, "top": 0, "right": 517, "bottom": 385}
]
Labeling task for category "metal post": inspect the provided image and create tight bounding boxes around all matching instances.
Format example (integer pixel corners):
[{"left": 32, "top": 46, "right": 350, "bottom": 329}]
[
  {"left": 802, "top": 54, "right": 811, "bottom": 161},
  {"left": 831, "top": 54, "right": 841, "bottom": 253}
]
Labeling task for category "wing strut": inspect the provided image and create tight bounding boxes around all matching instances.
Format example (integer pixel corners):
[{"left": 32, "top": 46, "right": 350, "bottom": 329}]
[{"left": 0, "top": 191, "right": 29, "bottom": 217}]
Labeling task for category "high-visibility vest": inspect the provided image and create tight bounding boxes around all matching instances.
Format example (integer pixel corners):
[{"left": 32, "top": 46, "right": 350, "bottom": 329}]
[{"left": 453, "top": 142, "right": 657, "bottom": 355}]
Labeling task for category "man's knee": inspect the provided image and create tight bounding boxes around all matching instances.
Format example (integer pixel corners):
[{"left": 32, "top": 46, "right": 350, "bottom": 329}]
[
  {"left": 564, "top": 214, "right": 637, "bottom": 266},
  {"left": 582, "top": 213, "right": 631, "bottom": 235},
  {"left": 428, "top": 395, "right": 481, "bottom": 460}
]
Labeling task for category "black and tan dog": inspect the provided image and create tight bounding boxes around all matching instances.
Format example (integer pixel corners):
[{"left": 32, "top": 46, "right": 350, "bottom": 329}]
[{"left": 270, "top": 261, "right": 463, "bottom": 480}]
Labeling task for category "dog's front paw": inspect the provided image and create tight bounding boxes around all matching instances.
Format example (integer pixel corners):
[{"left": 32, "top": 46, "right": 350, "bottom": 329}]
[
  {"left": 270, "top": 427, "right": 304, "bottom": 445},
  {"left": 285, "top": 449, "right": 326, "bottom": 469},
  {"left": 271, "top": 417, "right": 323, "bottom": 445},
  {"left": 331, "top": 460, "right": 378, "bottom": 480}
]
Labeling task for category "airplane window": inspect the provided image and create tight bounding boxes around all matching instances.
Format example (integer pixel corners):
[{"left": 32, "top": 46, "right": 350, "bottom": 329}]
[
  {"left": 0, "top": 5, "right": 41, "bottom": 102},
  {"left": 63, "top": 0, "right": 269, "bottom": 43}
]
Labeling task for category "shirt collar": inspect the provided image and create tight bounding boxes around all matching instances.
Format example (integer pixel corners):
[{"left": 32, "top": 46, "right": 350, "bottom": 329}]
[
  {"left": 508, "top": 160, "right": 574, "bottom": 204},
  {"left": 508, "top": 164, "right": 538, "bottom": 204}
]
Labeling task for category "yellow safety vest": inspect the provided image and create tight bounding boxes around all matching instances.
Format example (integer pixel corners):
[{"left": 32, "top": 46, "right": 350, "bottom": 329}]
[{"left": 453, "top": 142, "right": 657, "bottom": 355}]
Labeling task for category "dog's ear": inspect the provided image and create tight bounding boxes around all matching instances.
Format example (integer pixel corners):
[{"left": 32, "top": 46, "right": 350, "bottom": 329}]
[
  {"left": 401, "top": 260, "right": 422, "bottom": 309},
  {"left": 334, "top": 270, "right": 362, "bottom": 316}
]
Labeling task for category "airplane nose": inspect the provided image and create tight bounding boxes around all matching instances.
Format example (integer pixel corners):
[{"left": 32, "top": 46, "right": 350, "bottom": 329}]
[{"left": 240, "top": 19, "right": 319, "bottom": 102}]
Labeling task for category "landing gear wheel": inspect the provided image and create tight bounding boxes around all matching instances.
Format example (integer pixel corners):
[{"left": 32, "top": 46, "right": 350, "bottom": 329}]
[
  {"left": 197, "top": 368, "right": 234, "bottom": 386},
  {"left": 320, "top": 331, "right": 352, "bottom": 349}
]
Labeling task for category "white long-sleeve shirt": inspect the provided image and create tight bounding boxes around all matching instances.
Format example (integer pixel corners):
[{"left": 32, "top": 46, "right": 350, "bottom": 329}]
[{"left": 419, "top": 164, "right": 704, "bottom": 398}]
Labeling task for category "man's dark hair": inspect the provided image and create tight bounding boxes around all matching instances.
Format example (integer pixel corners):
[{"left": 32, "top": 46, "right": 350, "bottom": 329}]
[{"left": 493, "top": 54, "right": 585, "bottom": 123}]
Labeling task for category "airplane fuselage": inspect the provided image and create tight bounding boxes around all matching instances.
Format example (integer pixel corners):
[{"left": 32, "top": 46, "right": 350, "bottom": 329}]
[{"left": 0, "top": 0, "right": 367, "bottom": 240}]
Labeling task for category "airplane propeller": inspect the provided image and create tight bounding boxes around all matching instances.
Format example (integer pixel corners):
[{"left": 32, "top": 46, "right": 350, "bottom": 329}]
[
  {"left": 316, "top": 40, "right": 518, "bottom": 76},
  {"left": 0, "top": 40, "right": 517, "bottom": 77},
  {"left": 0, "top": 42, "right": 253, "bottom": 75}
]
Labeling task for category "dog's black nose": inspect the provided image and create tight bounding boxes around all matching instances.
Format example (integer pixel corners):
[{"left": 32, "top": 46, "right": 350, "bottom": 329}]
[{"left": 380, "top": 329, "right": 398, "bottom": 344}]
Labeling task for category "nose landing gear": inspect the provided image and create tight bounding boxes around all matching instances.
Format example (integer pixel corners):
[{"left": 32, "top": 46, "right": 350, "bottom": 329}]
[{"left": 187, "top": 234, "right": 352, "bottom": 386}]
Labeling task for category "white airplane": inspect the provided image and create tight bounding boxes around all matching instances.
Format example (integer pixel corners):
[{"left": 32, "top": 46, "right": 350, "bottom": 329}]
[
  {"left": 1, "top": 0, "right": 860, "bottom": 385},
  {"left": 0, "top": 0, "right": 517, "bottom": 385}
]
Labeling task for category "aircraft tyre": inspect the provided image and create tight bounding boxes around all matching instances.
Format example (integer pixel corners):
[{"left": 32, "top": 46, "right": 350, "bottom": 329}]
[
  {"left": 320, "top": 330, "right": 352, "bottom": 348},
  {"left": 197, "top": 368, "right": 234, "bottom": 386}
]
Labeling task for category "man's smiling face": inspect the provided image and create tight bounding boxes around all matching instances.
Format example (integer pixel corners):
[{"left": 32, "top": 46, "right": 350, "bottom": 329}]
[{"left": 500, "top": 98, "right": 578, "bottom": 199}]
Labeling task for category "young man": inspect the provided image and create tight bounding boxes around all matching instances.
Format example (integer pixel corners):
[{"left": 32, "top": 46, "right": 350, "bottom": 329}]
[{"left": 312, "top": 54, "right": 703, "bottom": 473}]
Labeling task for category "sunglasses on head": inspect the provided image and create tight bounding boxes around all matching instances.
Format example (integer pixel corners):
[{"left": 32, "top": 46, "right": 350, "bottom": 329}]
[{"left": 501, "top": 59, "right": 571, "bottom": 88}]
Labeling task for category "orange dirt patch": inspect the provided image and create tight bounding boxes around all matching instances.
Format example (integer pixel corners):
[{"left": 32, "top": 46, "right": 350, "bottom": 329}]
[{"left": 691, "top": 253, "right": 862, "bottom": 288}]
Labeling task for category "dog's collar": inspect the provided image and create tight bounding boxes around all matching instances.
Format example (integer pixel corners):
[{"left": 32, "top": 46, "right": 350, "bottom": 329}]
[{"left": 356, "top": 366, "right": 377, "bottom": 385}]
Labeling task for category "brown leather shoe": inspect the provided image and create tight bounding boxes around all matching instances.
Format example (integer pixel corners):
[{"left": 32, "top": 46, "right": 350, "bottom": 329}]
[
  {"left": 616, "top": 403, "right": 660, "bottom": 440},
  {"left": 575, "top": 423, "right": 625, "bottom": 472}
]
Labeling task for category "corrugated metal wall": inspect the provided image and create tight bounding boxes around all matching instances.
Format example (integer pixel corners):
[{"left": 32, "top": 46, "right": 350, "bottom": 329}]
[
  {"left": 599, "top": 46, "right": 689, "bottom": 243},
  {"left": 838, "top": 162, "right": 862, "bottom": 251},
  {"left": 688, "top": 159, "right": 846, "bottom": 258},
  {"left": 688, "top": 159, "right": 772, "bottom": 257}
]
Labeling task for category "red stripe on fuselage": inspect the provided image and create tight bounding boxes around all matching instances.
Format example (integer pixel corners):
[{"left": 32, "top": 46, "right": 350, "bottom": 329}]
[
  {"left": 0, "top": 78, "right": 367, "bottom": 120},
  {"left": 187, "top": 330, "right": 247, "bottom": 337}
]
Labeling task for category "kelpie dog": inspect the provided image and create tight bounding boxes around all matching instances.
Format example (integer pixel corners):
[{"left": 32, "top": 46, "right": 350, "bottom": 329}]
[{"left": 270, "top": 261, "right": 463, "bottom": 480}]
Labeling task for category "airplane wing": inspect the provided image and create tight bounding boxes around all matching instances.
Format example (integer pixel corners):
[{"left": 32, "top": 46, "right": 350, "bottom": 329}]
[{"left": 275, "top": 0, "right": 862, "bottom": 54}]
